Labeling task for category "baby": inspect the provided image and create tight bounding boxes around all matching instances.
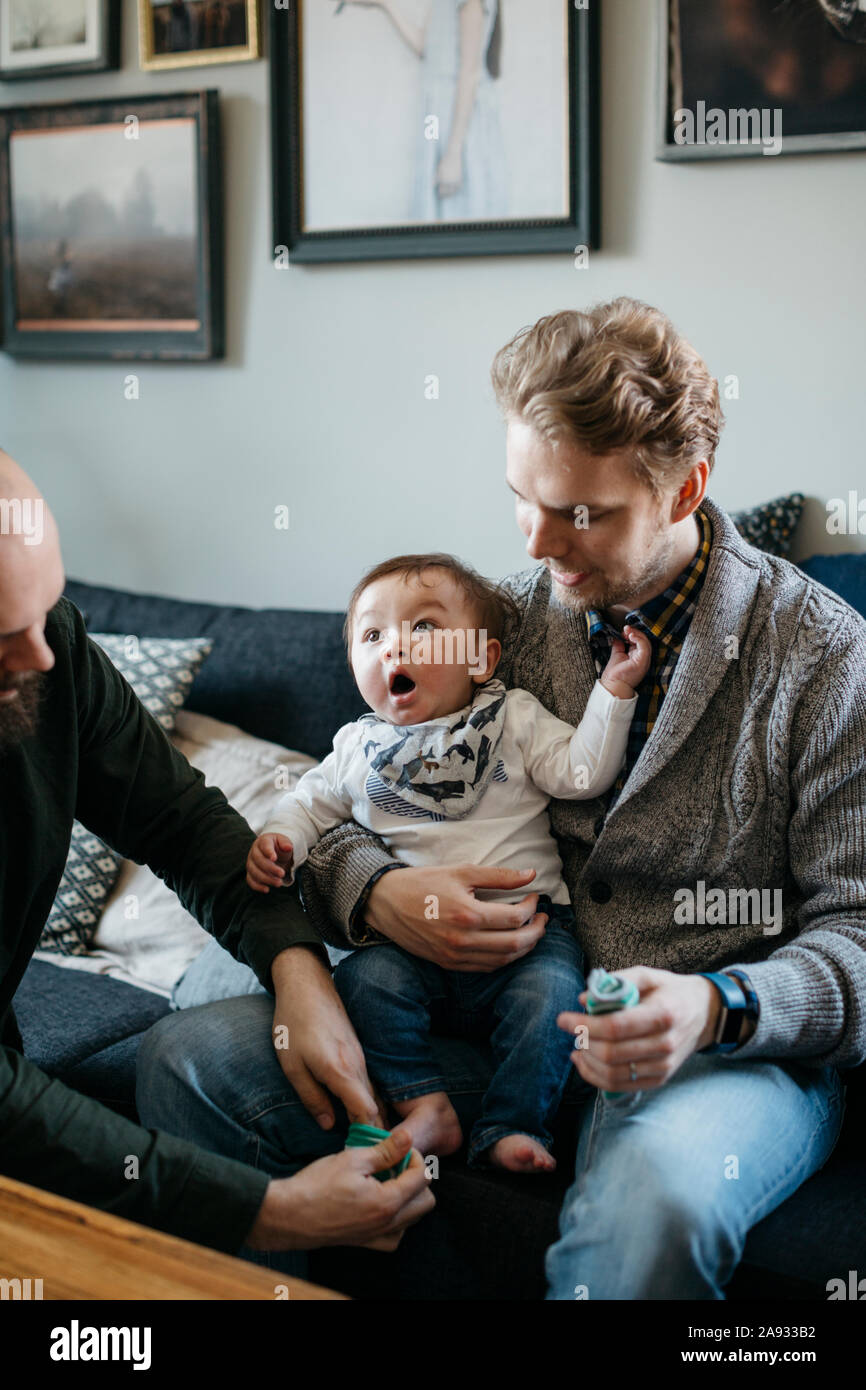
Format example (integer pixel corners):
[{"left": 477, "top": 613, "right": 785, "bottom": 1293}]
[{"left": 247, "top": 553, "right": 650, "bottom": 1173}]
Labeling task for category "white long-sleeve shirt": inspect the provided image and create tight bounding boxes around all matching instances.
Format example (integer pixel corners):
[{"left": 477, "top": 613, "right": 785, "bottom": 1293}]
[{"left": 262, "top": 681, "right": 636, "bottom": 905}]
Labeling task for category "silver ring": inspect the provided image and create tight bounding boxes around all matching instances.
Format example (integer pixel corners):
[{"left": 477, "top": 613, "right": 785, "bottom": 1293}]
[{"left": 629, "top": 1063, "right": 639, "bottom": 1082}]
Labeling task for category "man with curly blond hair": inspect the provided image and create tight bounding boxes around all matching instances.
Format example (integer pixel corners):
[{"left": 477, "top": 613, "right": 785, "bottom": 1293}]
[{"left": 139, "top": 299, "right": 865, "bottom": 1300}]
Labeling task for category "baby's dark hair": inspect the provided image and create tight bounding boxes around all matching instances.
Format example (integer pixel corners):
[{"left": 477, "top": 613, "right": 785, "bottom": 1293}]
[{"left": 343, "top": 552, "right": 520, "bottom": 655}]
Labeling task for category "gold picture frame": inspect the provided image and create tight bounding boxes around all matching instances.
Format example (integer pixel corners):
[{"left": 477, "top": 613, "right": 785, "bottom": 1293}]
[{"left": 138, "top": 0, "right": 259, "bottom": 71}]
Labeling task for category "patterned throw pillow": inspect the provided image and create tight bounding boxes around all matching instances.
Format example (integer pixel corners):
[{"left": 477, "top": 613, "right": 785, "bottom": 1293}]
[
  {"left": 39, "top": 635, "right": 213, "bottom": 957},
  {"left": 88, "top": 633, "right": 213, "bottom": 731},
  {"left": 729, "top": 493, "right": 805, "bottom": 557}
]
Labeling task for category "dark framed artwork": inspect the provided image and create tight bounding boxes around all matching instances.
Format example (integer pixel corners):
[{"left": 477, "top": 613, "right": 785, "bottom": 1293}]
[
  {"left": 271, "top": 0, "right": 599, "bottom": 263},
  {"left": 138, "top": 0, "right": 260, "bottom": 71},
  {"left": 0, "top": 0, "right": 120, "bottom": 81},
  {"left": 658, "top": 0, "right": 866, "bottom": 161},
  {"left": 0, "top": 90, "right": 224, "bottom": 360}
]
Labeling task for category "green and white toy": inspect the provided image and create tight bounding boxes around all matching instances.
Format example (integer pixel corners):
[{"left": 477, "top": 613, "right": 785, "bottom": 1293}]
[
  {"left": 585, "top": 967, "right": 641, "bottom": 1101},
  {"left": 344, "top": 1122, "right": 412, "bottom": 1181}
]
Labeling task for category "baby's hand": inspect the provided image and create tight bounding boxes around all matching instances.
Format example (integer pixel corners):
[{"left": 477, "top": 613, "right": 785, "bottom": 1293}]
[
  {"left": 246, "top": 833, "right": 295, "bottom": 893},
  {"left": 600, "top": 625, "right": 652, "bottom": 699}
]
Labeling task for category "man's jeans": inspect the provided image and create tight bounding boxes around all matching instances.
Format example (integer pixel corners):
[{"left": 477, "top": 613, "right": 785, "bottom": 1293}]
[
  {"left": 137, "top": 947, "right": 844, "bottom": 1297},
  {"left": 545, "top": 1051, "right": 843, "bottom": 1299},
  {"left": 333, "top": 901, "right": 584, "bottom": 1165}
]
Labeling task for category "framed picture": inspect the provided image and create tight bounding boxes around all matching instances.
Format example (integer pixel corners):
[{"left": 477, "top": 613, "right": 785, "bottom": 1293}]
[
  {"left": 657, "top": 0, "right": 866, "bottom": 161},
  {"left": 0, "top": 0, "right": 120, "bottom": 81},
  {"left": 0, "top": 91, "right": 224, "bottom": 360},
  {"left": 138, "top": 0, "right": 260, "bottom": 70},
  {"left": 271, "top": 0, "right": 599, "bottom": 263}
]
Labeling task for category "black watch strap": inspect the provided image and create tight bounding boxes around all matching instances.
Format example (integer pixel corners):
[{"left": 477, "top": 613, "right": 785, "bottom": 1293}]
[
  {"left": 698, "top": 971, "right": 747, "bottom": 1053},
  {"left": 724, "top": 968, "right": 760, "bottom": 1034}
]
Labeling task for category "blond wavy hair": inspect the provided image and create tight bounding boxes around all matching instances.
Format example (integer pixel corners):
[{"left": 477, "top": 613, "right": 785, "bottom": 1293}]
[{"left": 490, "top": 298, "right": 724, "bottom": 499}]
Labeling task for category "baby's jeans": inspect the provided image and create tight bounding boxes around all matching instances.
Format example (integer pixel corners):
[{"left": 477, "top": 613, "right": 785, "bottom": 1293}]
[{"left": 333, "top": 896, "right": 585, "bottom": 1167}]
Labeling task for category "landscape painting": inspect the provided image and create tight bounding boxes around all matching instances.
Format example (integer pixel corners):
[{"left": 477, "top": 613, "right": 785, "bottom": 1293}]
[
  {"left": 0, "top": 93, "right": 223, "bottom": 359},
  {"left": 12, "top": 121, "right": 198, "bottom": 326}
]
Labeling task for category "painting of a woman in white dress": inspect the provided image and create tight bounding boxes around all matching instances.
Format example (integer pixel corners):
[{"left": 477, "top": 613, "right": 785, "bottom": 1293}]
[
  {"left": 287, "top": 1, "right": 585, "bottom": 257},
  {"left": 338, "top": 0, "right": 508, "bottom": 221}
]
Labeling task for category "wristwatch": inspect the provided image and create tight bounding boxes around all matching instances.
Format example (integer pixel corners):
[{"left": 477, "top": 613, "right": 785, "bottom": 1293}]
[
  {"left": 697, "top": 970, "right": 759, "bottom": 1053},
  {"left": 725, "top": 968, "right": 760, "bottom": 1043}
]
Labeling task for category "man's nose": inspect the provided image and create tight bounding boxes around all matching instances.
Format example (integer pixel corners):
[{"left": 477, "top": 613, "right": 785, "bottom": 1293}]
[
  {"left": 525, "top": 510, "right": 569, "bottom": 561},
  {"left": 3, "top": 624, "right": 55, "bottom": 674}
]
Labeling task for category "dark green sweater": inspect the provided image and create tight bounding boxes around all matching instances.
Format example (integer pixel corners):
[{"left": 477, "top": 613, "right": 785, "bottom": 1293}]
[{"left": 0, "top": 597, "right": 327, "bottom": 1253}]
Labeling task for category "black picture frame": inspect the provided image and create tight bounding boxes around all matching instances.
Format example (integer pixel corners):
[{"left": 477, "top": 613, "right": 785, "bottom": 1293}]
[
  {"left": 0, "top": 0, "right": 121, "bottom": 82},
  {"left": 271, "top": 1, "right": 600, "bottom": 264},
  {"left": 0, "top": 90, "right": 224, "bottom": 361},
  {"left": 657, "top": 0, "right": 866, "bottom": 162}
]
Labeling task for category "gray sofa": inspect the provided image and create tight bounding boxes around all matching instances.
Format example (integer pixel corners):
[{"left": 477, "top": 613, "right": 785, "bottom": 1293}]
[{"left": 13, "top": 559, "right": 866, "bottom": 1300}]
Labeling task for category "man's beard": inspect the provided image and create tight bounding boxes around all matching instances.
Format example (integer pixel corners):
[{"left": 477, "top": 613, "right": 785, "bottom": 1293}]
[
  {"left": 0, "top": 672, "right": 44, "bottom": 752},
  {"left": 551, "top": 530, "right": 677, "bottom": 616}
]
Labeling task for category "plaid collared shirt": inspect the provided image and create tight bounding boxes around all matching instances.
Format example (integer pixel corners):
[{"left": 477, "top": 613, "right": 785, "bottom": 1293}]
[{"left": 585, "top": 507, "right": 713, "bottom": 814}]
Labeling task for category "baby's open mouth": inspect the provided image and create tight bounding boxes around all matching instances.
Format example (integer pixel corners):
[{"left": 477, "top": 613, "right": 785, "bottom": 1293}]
[{"left": 390, "top": 672, "right": 416, "bottom": 696}]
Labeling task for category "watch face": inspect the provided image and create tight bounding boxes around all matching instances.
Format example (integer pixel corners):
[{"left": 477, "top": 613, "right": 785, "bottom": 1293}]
[
  {"left": 723, "top": 1008, "right": 744, "bottom": 1045},
  {"left": 717, "top": 974, "right": 748, "bottom": 1044},
  {"left": 726, "top": 970, "right": 758, "bottom": 1019},
  {"left": 703, "top": 972, "right": 752, "bottom": 1051}
]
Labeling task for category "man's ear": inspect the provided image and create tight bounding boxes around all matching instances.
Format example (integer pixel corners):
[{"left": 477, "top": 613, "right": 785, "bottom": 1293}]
[
  {"left": 671, "top": 460, "right": 710, "bottom": 522},
  {"left": 472, "top": 637, "right": 502, "bottom": 683}
]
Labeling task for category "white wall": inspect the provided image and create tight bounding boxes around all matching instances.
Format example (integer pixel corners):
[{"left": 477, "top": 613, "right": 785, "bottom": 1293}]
[{"left": 0, "top": 0, "right": 863, "bottom": 612}]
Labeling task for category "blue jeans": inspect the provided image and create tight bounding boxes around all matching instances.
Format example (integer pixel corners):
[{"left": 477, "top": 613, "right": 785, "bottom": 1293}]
[
  {"left": 332, "top": 898, "right": 584, "bottom": 1165},
  {"left": 545, "top": 1053, "right": 844, "bottom": 1299},
  {"left": 137, "top": 944, "right": 844, "bottom": 1296},
  {"left": 170, "top": 936, "right": 350, "bottom": 1010}
]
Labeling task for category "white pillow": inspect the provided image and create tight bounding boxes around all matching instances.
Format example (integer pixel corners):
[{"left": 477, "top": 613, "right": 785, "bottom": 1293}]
[{"left": 33, "top": 711, "right": 318, "bottom": 996}]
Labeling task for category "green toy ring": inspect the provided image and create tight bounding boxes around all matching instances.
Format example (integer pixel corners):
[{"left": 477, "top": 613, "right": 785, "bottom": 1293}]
[{"left": 344, "top": 1121, "right": 412, "bottom": 1181}]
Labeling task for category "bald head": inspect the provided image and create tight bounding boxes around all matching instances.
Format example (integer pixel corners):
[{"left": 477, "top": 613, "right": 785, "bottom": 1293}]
[
  {"left": 0, "top": 452, "right": 64, "bottom": 744},
  {"left": 0, "top": 452, "right": 64, "bottom": 633}
]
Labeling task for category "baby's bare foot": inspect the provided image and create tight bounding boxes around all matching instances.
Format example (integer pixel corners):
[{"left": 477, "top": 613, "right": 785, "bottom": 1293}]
[
  {"left": 489, "top": 1134, "right": 556, "bottom": 1173},
  {"left": 393, "top": 1091, "right": 462, "bottom": 1157}
]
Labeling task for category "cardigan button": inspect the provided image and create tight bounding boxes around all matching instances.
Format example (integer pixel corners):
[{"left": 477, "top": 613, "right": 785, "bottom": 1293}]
[{"left": 588, "top": 880, "right": 612, "bottom": 904}]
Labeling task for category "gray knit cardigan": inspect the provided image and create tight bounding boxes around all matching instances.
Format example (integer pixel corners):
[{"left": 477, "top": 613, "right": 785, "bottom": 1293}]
[{"left": 300, "top": 496, "right": 866, "bottom": 1070}]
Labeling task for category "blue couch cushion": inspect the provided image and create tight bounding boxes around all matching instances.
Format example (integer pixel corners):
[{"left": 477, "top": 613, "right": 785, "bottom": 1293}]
[
  {"left": 64, "top": 579, "right": 365, "bottom": 762},
  {"left": 13, "top": 960, "right": 170, "bottom": 1112},
  {"left": 798, "top": 553, "right": 866, "bottom": 621}
]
